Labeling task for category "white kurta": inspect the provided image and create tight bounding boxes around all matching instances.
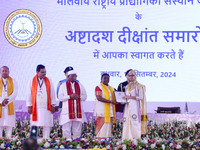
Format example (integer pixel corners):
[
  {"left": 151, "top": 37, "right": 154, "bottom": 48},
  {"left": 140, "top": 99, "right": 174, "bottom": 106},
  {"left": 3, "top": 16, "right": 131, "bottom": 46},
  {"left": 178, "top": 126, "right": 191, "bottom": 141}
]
[
  {"left": 58, "top": 81, "right": 87, "bottom": 125},
  {"left": 122, "top": 84, "right": 145, "bottom": 140},
  {"left": 26, "top": 77, "right": 56, "bottom": 127},
  {"left": 0, "top": 78, "right": 18, "bottom": 127}
]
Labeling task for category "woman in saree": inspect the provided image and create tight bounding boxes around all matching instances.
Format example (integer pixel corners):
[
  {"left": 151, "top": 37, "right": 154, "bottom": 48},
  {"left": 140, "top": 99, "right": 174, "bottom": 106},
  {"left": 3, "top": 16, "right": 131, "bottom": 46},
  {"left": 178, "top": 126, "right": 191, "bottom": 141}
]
[{"left": 93, "top": 73, "right": 117, "bottom": 139}]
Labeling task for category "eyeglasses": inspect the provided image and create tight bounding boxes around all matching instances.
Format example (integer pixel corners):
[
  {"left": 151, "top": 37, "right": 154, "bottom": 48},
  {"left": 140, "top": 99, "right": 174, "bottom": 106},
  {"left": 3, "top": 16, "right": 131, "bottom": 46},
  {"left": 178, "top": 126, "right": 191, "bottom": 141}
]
[{"left": 128, "top": 75, "right": 135, "bottom": 77}]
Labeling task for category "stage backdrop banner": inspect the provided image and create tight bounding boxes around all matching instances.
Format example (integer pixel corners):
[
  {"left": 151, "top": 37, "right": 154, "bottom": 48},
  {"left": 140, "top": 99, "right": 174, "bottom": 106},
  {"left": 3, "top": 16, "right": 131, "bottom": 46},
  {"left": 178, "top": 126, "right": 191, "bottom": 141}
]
[{"left": 0, "top": 0, "right": 200, "bottom": 102}]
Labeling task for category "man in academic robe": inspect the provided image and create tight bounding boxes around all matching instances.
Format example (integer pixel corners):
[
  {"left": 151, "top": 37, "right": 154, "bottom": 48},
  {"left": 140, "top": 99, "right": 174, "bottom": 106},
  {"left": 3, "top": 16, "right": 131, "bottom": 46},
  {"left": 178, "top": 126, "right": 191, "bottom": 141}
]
[{"left": 119, "top": 69, "right": 148, "bottom": 135}]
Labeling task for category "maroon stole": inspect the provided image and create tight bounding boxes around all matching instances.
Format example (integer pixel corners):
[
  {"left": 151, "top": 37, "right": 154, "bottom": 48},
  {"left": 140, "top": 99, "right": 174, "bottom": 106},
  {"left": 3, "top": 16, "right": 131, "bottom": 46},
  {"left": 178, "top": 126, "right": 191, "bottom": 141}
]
[{"left": 66, "top": 80, "right": 82, "bottom": 119}]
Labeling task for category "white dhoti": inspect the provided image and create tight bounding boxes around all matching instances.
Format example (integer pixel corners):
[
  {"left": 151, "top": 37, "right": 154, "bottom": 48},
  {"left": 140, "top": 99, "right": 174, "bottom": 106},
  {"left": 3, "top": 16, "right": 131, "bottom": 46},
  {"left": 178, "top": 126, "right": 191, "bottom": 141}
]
[
  {"left": 62, "top": 121, "right": 82, "bottom": 139},
  {"left": 0, "top": 107, "right": 15, "bottom": 138},
  {"left": 30, "top": 108, "right": 53, "bottom": 139},
  {"left": 43, "top": 126, "right": 51, "bottom": 139},
  {"left": 0, "top": 126, "right": 12, "bottom": 138},
  {"left": 0, "top": 107, "right": 15, "bottom": 127},
  {"left": 30, "top": 108, "right": 53, "bottom": 127}
]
